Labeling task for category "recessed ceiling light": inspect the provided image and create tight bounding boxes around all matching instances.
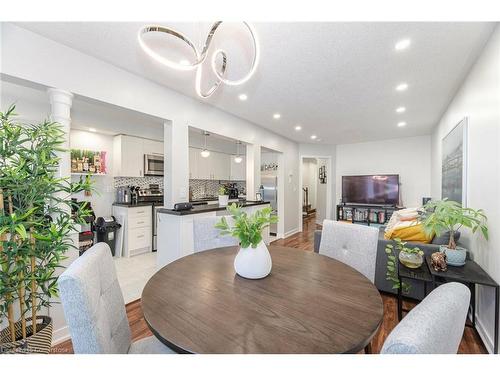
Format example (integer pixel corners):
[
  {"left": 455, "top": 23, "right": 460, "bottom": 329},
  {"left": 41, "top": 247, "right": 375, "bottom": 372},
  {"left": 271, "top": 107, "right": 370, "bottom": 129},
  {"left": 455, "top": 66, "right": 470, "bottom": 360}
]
[
  {"left": 238, "top": 93, "right": 248, "bottom": 101},
  {"left": 294, "top": 125, "right": 302, "bottom": 131},
  {"left": 396, "top": 107, "right": 406, "bottom": 113},
  {"left": 397, "top": 121, "right": 407, "bottom": 127},
  {"left": 273, "top": 113, "right": 281, "bottom": 119},
  {"left": 395, "top": 39, "right": 411, "bottom": 51},
  {"left": 88, "top": 127, "right": 96, "bottom": 132},
  {"left": 310, "top": 135, "right": 317, "bottom": 140},
  {"left": 396, "top": 83, "right": 408, "bottom": 91}
]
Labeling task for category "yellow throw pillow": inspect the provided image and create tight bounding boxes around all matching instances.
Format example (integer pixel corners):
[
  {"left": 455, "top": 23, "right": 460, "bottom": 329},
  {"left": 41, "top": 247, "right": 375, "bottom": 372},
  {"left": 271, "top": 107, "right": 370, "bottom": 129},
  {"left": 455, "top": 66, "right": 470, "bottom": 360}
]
[{"left": 384, "top": 223, "right": 433, "bottom": 243}]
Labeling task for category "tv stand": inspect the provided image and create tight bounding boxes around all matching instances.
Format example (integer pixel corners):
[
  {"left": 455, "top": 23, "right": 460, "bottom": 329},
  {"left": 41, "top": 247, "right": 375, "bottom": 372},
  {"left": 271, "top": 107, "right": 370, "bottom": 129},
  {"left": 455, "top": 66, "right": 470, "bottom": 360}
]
[{"left": 336, "top": 203, "right": 400, "bottom": 226}]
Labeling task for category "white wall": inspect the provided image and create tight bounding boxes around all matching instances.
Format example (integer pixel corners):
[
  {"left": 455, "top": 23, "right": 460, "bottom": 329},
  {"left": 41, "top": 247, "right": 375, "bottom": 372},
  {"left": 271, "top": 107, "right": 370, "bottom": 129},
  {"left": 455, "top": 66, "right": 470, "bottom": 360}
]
[
  {"left": 316, "top": 158, "right": 328, "bottom": 224},
  {"left": 431, "top": 25, "right": 500, "bottom": 353},
  {"left": 1, "top": 23, "right": 300, "bottom": 236},
  {"left": 336, "top": 136, "right": 431, "bottom": 208}
]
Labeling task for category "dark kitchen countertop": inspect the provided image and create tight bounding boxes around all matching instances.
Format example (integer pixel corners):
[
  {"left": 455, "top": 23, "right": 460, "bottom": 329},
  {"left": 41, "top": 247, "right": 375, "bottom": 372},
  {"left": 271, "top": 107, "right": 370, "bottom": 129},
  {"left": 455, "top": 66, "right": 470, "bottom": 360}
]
[
  {"left": 158, "top": 201, "right": 270, "bottom": 216},
  {"left": 112, "top": 202, "right": 159, "bottom": 207}
]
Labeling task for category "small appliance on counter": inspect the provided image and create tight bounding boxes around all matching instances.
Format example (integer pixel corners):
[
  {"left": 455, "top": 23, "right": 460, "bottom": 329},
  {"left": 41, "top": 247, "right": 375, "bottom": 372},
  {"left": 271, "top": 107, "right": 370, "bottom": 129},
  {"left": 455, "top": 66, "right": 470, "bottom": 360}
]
[
  {"left": 116, "top": 186, "right": 132, "bottom": 204},
  {"left": 225, "top": 183, "right": 239, "bottom": 199},
  {"left": 95, "top": 216, "right": 122, "bottom": 256}
]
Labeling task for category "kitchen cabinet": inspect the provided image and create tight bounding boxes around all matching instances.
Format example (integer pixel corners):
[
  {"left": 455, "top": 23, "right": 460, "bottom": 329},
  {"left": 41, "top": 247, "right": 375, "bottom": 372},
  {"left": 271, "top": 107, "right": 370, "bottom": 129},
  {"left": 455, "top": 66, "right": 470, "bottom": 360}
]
[
  {"left": 189, "top": 147, "right": 199, "bottom": 179},
  {"left": 230, "top": 155, "right": 246, "bottom": 181},
  {"left": 211, "top": 151, "right": 231, "bottom": 180},
  {"left": 112, "top": 205, "right": 152, "bottom": 257},
  {"left": 114, "top": 135, "right": 163, "bottom": 177},
  {"left": 188, "top": 147, "right": 240, "bottom": 181},
  {"left": 156, "top": 203, "right": 270, "bottom": 267},
  {"left": 143, "top": 139, "right": 164, "bottom": 156}
]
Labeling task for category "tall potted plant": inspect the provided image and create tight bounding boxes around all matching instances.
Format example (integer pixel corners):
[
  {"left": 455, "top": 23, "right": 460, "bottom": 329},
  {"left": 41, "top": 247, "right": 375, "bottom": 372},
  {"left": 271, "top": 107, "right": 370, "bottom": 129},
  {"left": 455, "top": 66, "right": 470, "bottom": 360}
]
[
  {"left": 0, "top": 105, "right": 92, "bottom": 353},
  {"left": 420, "top": 199, "right": 488, "bottom": 266},
  {"left": 215, "top": 203, "right": 278, "bottom": 279}
]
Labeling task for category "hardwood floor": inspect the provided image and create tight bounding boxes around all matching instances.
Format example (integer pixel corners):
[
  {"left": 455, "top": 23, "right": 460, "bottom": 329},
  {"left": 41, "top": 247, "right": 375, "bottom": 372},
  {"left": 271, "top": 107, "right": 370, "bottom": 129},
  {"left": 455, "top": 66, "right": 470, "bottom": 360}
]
[{"left": 52, "top": 214, "right": 487, "bottom": 354}]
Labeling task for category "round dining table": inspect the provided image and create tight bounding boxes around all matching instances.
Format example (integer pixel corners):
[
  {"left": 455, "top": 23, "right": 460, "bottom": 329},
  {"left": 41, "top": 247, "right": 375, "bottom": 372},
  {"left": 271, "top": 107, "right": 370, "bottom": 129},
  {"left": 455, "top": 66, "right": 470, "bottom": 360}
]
[{"left": 141, "top": 245, "right": 383, "bottom": 354}]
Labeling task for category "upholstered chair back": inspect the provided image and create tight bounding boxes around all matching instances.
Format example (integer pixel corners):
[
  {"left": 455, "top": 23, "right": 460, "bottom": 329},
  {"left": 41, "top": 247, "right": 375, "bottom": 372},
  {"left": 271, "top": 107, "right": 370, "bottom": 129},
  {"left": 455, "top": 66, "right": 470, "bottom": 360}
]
[
  {"left": 319, "top": 220, "right": 379, "bottom": 282},
  {"left": 381, "top": 282, "right": 470, "bottom": 354},
  {"left": 193, "top": 216, "right": 239, "bottom": 253},
  {"left": 58, "top": 243, "right": 132, "bottom": 354}
]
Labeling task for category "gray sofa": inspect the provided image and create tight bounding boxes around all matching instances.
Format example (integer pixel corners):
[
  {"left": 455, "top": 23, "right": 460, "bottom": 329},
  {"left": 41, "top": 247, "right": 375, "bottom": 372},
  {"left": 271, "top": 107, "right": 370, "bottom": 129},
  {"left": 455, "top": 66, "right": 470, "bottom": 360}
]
[{"left": 314, "top": 227, "right": 462, "bottom": 300}]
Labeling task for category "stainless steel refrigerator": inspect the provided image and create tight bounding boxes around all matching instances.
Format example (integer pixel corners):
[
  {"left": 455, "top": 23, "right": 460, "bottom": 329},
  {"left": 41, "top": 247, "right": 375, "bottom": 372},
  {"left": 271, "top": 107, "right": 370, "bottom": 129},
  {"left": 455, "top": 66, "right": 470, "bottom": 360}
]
[{"left": 260, "top": 175, "right": 278, "bottom": 235}]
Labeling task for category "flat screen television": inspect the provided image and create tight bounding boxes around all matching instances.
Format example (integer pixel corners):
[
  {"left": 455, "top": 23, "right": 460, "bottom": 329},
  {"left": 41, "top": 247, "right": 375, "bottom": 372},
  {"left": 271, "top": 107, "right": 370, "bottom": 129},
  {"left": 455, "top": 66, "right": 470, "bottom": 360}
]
[{"left": 342, "top": 174, "right": 399, "bottom": 206}]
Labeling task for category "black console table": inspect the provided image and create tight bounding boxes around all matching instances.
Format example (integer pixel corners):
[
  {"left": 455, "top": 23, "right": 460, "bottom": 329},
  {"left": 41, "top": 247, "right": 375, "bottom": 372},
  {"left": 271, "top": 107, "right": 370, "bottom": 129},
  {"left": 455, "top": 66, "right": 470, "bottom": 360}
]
[
  {"left": 397, "top": 256, "right": 499, "bottom": 354},
  {"left": 336, "top": 204, "right": 399, "bottom": 226}
]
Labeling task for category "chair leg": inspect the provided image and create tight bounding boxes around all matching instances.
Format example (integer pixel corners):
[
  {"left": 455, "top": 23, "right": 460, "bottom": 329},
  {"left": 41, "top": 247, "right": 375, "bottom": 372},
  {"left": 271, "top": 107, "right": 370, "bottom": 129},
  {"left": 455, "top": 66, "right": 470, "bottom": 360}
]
[{"left": 364, "top": 342, "right": 372, "bottom": 354}]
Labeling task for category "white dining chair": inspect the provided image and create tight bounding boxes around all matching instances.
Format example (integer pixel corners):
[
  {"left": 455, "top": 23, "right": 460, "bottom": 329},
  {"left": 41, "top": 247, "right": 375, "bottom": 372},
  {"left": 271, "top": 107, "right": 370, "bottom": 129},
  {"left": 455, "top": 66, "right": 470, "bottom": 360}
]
[
  {"left": 58, "top": 242, "right": 175, "bottom": 354},
  {"left": 319, "top": 220, "right": 379, "bottom": 283},
  {"left": 381, "top": 282, "right": 470, "bottom": 354},
  {"left": 193, "top": 216, "right": 239, "bottom": 253}
]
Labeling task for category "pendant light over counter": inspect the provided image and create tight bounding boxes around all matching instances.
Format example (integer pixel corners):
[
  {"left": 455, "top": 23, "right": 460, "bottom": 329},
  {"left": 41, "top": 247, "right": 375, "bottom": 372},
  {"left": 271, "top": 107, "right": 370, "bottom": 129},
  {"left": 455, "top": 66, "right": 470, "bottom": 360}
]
[
  {"left": 234, "top": 141, "right": 243, "bottom": 163},
  {"left": 201, "top": 131, "right": 210, "bottom": 158}
]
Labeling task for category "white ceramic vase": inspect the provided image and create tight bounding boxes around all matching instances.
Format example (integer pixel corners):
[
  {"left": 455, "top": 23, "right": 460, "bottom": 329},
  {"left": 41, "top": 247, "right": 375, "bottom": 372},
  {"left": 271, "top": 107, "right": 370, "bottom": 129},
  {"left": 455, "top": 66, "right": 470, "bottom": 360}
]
[
  {"left": 234, "top": 241, "right": 272, "bottom": 279},
  {"left": 218, "top": 195, "right": 229, "bottom": 206}
]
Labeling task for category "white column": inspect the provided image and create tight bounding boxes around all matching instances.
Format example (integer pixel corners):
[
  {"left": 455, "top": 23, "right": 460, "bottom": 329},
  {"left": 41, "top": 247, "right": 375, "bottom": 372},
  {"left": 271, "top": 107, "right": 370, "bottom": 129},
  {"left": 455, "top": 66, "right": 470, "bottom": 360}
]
[
  {"left": 164, "top": 119, "right": 189, "bottom": 208},
  {"left": 46, "top": 88, "right": 76, "bottom": 345},
  {"left": 246, "top": 144, "right": 261, "bottom": 201},
  {"left": 47, "top": 88, "right": 73, "bottom": 180}
]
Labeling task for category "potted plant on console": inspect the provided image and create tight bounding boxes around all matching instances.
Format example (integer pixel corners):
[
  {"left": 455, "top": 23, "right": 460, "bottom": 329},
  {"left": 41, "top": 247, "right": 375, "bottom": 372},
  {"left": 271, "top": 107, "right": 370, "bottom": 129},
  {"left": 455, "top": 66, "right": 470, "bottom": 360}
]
[
  {"left": 385, "top": 238, "right": 424, "bottom": 294},
  {"left": 0, "top": 105, "right": 92, "bottom": 353},
  {"left": 218, "top": 185, "right": 229, "bottom": 207},
  {"left": 420, "top": 199, "right": 488, "bottom": 266},
  {"left": 215, "top": 203, "right": 278, "bottom": 279}
]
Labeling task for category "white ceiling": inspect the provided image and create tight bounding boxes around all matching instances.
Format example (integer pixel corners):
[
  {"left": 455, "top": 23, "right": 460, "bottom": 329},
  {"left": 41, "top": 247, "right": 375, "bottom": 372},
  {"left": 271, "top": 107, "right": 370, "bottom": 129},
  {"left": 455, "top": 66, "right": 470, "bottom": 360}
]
[{"left": 14, "top": 22, "right": 496, "bottom": 145}]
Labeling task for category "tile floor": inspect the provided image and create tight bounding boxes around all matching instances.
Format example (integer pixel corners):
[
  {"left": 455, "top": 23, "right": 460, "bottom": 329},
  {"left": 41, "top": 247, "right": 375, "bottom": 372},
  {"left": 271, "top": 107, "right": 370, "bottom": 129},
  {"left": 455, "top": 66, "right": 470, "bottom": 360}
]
[{"left": 114, "top": 252, "right": 157, "bottom": 304}]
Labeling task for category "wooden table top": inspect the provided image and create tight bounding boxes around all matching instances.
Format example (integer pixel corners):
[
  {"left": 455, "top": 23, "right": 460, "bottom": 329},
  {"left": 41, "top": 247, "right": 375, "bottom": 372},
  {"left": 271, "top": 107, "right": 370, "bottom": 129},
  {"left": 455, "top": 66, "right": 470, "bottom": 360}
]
[{"left": 141, "top": 245, "right": 383, "bottom": 354}]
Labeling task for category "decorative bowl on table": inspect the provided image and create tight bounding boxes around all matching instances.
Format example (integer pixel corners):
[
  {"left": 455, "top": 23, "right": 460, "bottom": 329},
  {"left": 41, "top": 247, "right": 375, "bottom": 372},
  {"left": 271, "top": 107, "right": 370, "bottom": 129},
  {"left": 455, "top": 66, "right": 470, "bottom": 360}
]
[{"left": 398, "top": 251, "right": 424, "bottom": 269}]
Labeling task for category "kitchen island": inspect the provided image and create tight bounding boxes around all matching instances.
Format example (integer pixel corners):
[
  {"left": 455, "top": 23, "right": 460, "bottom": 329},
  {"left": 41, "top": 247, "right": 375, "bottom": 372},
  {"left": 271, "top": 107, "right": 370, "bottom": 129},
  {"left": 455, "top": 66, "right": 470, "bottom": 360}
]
[{"left": 156, "top": 201, "right": 270, "bottom": 267}]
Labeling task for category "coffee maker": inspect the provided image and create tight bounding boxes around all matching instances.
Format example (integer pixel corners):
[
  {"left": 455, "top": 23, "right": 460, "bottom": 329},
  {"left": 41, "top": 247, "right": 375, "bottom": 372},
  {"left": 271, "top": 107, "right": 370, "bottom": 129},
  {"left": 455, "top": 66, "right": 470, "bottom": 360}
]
[{"left": 226, "top": 183, "right": 239, "bottom": 199}]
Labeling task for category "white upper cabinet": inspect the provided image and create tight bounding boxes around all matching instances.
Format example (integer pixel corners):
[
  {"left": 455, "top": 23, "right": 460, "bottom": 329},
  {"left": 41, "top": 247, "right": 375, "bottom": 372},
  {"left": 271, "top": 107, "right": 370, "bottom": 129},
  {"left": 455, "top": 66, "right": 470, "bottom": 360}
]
[
  {"left": 114, "top": 135, "right": 144, "bottom": 177},
  {"left": 188, "top": 147, "right": 199, "bottom": 180},
  {"left": 230, "top": 155, "right": 246, "bottom": 181},
  {"left": 143, "top": 139, "right": 164, "bottom": 156},
  {"left": 114, "top": 135, "right": 164, "bottom": 177},
  {"left": 211, "top": 151, "right": 231, "bottom": 180},
  {"left": 188, "top": 147, "right": 239, "bottom": 181}
]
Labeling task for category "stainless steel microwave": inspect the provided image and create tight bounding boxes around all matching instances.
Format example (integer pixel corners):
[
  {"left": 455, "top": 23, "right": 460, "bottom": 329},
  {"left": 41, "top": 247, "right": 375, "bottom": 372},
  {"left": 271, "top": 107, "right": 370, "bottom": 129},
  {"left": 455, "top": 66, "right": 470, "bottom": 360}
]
[{"left": 144, "top": 154, "right": 164, "bottom": 176}]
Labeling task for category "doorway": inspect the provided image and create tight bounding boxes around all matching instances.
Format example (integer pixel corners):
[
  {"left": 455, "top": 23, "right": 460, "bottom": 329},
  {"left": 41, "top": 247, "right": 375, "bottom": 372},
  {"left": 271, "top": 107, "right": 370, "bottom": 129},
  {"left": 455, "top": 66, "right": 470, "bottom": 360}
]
[{"left": 299, "top": 156, "right": 333, "bottom": 232}]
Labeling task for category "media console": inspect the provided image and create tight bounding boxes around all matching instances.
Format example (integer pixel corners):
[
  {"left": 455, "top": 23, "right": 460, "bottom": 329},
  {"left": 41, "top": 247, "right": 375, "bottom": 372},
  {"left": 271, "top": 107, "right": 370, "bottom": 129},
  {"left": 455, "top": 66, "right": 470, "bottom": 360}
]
[{"left": 336, "top": 204, "right": 401, "bottom": 226}]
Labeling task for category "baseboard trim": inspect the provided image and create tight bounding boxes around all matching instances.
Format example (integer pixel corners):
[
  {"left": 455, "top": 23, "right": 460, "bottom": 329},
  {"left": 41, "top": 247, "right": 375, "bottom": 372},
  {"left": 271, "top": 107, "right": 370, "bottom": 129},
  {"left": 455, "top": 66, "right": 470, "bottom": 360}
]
[
  {"left": 52, "top": 325, "right": 70, "bottom": 346},
  {"left": 475, "top": 314, "right": 494, "bottom": 354},
  {"left": 284, "top": 228, "right": 300, "bottom": 238}
]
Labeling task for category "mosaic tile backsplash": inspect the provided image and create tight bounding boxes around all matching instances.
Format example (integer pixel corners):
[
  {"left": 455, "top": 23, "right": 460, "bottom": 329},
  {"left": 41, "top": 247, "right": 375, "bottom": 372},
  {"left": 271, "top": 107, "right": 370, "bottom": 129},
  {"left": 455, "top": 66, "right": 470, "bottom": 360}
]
[
  {"left": 190, "top": 179, "right": 246, "bottom": 200},
  {"left": 114, "top": 176, "right": 164, "bottom": 189}
]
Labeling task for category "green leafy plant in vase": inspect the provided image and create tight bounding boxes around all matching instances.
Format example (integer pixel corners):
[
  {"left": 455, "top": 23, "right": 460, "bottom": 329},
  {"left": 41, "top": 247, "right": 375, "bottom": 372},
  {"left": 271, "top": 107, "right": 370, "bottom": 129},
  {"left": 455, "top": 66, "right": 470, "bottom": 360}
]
[
  {"left": 420, "top": 199, "right": 488, "bottom": 266},
  {"left": 218, "top": 185, "right": 229, "bottom": 207},
  {"left": 385, "top": 238, "right": 424, "bottom": 294},
  {"left": 215, "top": 203, "right": 278, "bottom": 279},
  {"left": 0, "top": 105, "right": 93, "bottom": 353}
]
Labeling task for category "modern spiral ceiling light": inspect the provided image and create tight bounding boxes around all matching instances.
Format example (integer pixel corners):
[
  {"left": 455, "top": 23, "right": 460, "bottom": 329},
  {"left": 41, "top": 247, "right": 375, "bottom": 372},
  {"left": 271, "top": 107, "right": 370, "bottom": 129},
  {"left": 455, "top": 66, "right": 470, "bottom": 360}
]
[{"left": 138, "top": 22, "right": 260, "bottom": 99}]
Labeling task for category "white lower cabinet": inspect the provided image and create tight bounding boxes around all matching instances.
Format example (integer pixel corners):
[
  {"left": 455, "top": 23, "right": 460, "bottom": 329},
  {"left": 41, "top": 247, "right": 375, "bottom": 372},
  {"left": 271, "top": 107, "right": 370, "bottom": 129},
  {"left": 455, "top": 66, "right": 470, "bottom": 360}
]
[
  {"left": 156, "top": 204, "right": 271, "bottom": 268},
  {"left": 112, "top": 205, "right": 152, "bottom": 257}
]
